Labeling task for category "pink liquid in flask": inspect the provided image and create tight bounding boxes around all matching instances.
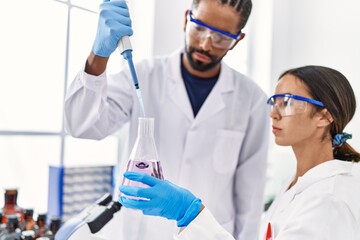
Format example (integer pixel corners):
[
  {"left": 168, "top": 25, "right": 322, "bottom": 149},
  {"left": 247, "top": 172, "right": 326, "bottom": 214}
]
[
  {"left": 122, "top": 159, "right": 164, "bottom": 186},
  {"left": 121, "top": 159, "right": 163, "bottom": 200}
]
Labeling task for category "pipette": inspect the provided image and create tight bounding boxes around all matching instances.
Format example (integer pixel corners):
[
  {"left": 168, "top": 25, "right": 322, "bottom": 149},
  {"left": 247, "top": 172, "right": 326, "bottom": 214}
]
[{"left": 117, "top": 36, "right": 146, "bottom": 117}]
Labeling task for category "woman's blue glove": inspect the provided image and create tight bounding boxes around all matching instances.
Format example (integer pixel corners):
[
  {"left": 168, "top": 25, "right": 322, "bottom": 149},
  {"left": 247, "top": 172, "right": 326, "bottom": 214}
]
[
  {"left": 119, "top": 172, "right": 202, "bottom": 227},
  {"left": 92, "top": 0, "right": 133, "bottom": 57}
]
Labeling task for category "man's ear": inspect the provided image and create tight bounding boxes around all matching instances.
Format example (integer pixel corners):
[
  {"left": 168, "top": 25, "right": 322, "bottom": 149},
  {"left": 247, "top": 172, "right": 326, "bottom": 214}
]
[
  {"left": 184, "top": 10, "right": 190, "bottom": 32},
  {"left": 229, "top": 33, "right": 245, "bottom": 50},
  {"left": 317, "top": 108, "right": 333, "bottom": 128}
]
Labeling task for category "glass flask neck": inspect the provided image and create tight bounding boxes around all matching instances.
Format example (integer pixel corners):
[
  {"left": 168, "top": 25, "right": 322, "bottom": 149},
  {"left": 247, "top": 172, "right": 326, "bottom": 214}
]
[
  {"left": 129, "top": 117, "right": 158, "bottom": 161},
  {"left": 138, "top": 117, "right": 154, "bottom": 137}
]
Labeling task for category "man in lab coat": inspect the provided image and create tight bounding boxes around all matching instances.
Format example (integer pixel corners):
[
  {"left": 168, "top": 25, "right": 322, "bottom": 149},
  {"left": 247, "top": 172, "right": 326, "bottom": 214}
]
[{"left": 64, "top": 0, "right": 269, "bottom": 239}]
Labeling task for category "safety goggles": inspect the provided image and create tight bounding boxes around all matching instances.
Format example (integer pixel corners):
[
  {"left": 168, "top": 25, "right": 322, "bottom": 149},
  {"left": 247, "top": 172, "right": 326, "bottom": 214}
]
[
  {"left": 186, "top": 10, "right": 242, "bottom": 49},
  {"left": 267, "top": 94, "right": 324, "bottom": 116}
]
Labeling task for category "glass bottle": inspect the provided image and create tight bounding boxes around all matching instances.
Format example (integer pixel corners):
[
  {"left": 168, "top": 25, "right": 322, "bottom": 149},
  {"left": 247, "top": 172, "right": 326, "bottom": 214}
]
[
  {"left": 1, "top": 190, "right": 24, "bottom": 224},
  {"left": 35, "top": 214, "right": 48, "bottom": 238},
  {"left": 48, "top": 217, "right": 61, "bottom": 236},
  {"left": 21, "top": 209, "right": 37, "bottom": 232},
  {"left": 0, "top": 212, "right": 6, "bottom": 237},
  {"left": 121, "top": 117, "right": 164, "bottom": 195},
  {"left": 0, "top": 215, "right": 21, "bottom": 240},
  {"left": 0, "top": 212, "right": 5, "bottom": 232}
]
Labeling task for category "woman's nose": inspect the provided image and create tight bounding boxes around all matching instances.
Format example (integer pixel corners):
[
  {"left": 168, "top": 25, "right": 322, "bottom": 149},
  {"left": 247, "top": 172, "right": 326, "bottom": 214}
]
[{"left": 269, "top": 106, "right": 281, "bottom": 120}]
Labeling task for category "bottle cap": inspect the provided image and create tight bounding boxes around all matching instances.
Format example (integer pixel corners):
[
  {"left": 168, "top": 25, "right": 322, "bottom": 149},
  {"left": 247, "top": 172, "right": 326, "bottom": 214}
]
[
  {"left": 4, "top": 189, "right": 18, "bottom": 194},
  {"left": 24, "top": 209, "right": 34, "bottom": 217},
  {"left": 37, "top": 214, "right": 47, "bottom": 221}
]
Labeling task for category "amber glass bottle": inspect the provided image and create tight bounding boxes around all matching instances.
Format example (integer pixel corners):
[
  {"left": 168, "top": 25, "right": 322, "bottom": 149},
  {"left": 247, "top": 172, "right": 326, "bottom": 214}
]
[{"left": 1, "top": 189, "right": 24, "bottom": 223}]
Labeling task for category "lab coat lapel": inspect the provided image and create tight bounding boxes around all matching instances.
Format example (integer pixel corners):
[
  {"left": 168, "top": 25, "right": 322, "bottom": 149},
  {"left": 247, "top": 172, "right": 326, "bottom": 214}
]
[
  {"left": 166, "top": 50, "right": 194, "bottom": 122},
  {"left": 193, "top": 63, "right": 234, "bottom": 126},
  {"left": 266, "top": 178, "right": 296, "bottom": 217},
  {"left": 167, "top": 79, "right": 194, "bottom": 121}
]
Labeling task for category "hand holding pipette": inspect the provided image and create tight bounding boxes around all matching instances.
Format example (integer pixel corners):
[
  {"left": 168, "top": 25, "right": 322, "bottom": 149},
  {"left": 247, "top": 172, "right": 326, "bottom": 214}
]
[
  {"left": 92, "top": 0, "right": 133, "bottom": 58},
  {"left": 92, "top": 0, "right": 146, "bottom": 116}
]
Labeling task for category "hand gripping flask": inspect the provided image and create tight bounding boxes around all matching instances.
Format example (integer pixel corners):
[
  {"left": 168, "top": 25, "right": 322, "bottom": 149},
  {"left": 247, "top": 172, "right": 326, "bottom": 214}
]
[{"left": 121, "top": 117, "right": 164, "bottom": 196}]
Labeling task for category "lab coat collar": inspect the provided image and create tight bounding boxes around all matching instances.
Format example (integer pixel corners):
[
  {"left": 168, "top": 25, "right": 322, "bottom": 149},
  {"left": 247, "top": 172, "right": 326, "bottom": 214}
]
[
  {"left": 293, "top": 160, "right": 353, "bottom": 194},
  {"left": 166, "top": 48, "right": 235, "bottom": 125},
  {"left": 271, "top": 160, "right": 354, "bottom": 215}
]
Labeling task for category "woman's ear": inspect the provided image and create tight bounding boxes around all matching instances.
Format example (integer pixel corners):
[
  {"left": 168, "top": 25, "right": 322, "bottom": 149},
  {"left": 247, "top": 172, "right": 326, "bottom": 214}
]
[{"left": 316, "top": 109, "right": 333, "bottom": 128}]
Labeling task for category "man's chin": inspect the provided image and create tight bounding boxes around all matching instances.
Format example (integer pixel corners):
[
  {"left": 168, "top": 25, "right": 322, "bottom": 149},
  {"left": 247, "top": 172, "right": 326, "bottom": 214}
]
[
  {"left": 190, "top": 60, "right": 217, "bottom": 72},
  {"left": 185, "top": 48, "right": 218, "bottom": 72}
]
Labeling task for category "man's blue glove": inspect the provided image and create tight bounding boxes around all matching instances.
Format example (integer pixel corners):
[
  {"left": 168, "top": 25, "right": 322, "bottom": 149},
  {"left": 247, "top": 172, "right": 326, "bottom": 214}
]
[
  {"left": 92, "top": 0, "right": 133, "bottom": 57},
  {"left": 119, "top": 172, "right": 202, "bottom": 227}
]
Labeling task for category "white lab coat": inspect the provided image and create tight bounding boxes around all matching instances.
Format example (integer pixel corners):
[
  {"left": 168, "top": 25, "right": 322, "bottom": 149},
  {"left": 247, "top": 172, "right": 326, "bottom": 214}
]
[
  {"left": 176, "top": 208, "right": 235, "bottom": 240},
  {"left": 177, "top": 160, "right": 360, "bottom": 240},
  {"left": 64, "top": 49, "right": 269, "bottom": 240},
  {"left": 259, "top": 160, "right": 360, "bottom": 239}
]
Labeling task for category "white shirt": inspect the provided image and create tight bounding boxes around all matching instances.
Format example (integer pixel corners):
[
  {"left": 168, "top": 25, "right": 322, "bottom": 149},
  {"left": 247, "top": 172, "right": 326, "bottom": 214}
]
[
  {"left": 64, "top": 49, "right": 270, "bottom": 240},
  {"left": 178, "top": 160, "right": 360, "bottom": 240}
]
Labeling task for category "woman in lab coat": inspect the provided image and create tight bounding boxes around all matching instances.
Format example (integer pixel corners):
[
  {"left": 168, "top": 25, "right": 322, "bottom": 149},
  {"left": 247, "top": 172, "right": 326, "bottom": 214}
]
[{"left": 120, "top": 65, "right": 360, "bottom": 240}]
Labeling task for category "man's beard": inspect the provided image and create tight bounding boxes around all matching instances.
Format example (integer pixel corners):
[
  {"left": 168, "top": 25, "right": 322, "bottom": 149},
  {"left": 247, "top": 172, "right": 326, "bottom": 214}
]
[{"left": 185, "top": 45, "right": 224, "bottom": 72}]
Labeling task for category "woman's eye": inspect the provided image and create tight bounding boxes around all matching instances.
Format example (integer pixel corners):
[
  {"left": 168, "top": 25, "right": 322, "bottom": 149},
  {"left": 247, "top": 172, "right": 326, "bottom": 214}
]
[{"left": 282, "top": 100, "right": 289, "bottom": 107}]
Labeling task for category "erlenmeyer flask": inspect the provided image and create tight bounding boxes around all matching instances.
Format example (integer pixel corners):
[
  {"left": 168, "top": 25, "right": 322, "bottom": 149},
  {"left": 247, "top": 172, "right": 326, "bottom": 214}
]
[{"left": 121, "top": 117, "right": 164, "bottom": 195}]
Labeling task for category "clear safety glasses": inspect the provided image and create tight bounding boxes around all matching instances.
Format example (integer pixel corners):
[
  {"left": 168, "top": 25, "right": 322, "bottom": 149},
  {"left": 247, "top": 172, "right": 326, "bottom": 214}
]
[
  {"left": 186, "top": 10, "right": 242, "bottom": 49},
  {"left": 267, "top": 94, "right": 325, "bottom": 116}
]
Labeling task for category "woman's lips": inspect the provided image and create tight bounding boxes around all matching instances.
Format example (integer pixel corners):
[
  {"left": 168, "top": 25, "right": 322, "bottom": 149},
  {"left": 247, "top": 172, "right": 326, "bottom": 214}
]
[{"left": 272, "top": 126, "right": 282, "bottom": 134}]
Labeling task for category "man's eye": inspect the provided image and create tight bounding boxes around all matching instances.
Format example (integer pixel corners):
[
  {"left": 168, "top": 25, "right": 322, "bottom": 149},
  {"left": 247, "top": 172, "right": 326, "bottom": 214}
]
[
  {"left": 195, "top": 25, "right": 206, "bottom": 32},
  {"left": 211, "top": 35, "right": 222, "bottom": 43}
]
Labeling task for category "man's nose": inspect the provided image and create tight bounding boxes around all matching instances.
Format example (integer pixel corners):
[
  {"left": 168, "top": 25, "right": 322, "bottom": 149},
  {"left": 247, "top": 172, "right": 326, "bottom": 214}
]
[{"left": 199, "top": 34, "right": 213, "bottom": 51}]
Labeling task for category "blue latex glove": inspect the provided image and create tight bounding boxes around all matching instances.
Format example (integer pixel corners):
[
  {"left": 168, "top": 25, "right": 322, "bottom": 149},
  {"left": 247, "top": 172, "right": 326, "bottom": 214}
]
[
  {"left": 92, "top": 0, "right": 133, "bottom": 57},
  {"left": 119, "top": 172, "right": 202, "bottom": 227}
]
